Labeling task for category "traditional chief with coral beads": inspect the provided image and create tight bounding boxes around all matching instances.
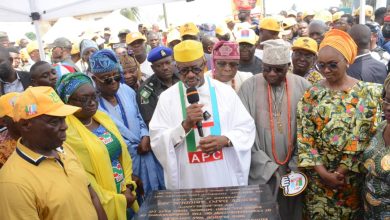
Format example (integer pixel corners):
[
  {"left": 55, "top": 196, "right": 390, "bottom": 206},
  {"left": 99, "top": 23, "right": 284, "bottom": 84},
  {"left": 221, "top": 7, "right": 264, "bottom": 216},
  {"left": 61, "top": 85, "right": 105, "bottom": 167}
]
[
  {"left": 149, "top": 40, "right": 255, "bottom": 189},
  {"left": 238, "top": 39, "right": 311, "bottom": 220}
]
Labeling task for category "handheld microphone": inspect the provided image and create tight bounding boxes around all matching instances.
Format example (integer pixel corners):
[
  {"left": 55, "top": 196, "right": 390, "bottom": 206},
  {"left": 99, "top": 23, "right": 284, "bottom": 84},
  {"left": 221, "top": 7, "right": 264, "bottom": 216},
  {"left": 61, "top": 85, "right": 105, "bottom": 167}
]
[{"left": 186, "top": 87, "right": 204, "bottom": 137}]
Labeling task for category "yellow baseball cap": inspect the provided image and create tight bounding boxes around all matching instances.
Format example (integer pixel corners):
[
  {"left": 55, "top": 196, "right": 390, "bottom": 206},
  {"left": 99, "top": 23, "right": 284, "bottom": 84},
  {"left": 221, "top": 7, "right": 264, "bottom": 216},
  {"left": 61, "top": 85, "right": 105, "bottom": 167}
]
[
  {"left": 167, "top": 29, "right": 181, "bottom": 44},
  {"left": 259, "top": 17, "right": 282, "bottom": 32},
  {"left": 292, "top": 37, "right": 318, "bottom": 55},
  {"left": 174, "top": 40, "right": 204, "bottom": 62},
  {"left": 13, "top": 86, "right": 80, "bottom": 122},
  {"left": 0, "top": 92, "right": 20, "bottom": 118},
  {"left": 303, "top": 10, "right": 315, "bottom": 19},
  {"left": 126, "top": 32, "right": 146, "bottom": 45},
  {"left": 215, "top": 25, "right": 228, "bottom": 36},
  {"left": 26, "top": 41, "right": 38, "bottom": 54},
  {"left": 283, "top": 17, "right": 297, "bottom": 29},
  {"left": 314, "top": 10, "right": 333, "bottom": 23},
  {"left": 354, "top": 5, "right": 373, "bottom": 17},
  {"left": 71, "top": 40, "right": 80, "bottom": 55},
  {"left": 236, "top": 28, "right": 257, "bottom": 45},
  {"left": 332, "top": 11, "right": 345, "bottom": 22},
  {"left": 179, "top": 22, "right": 200, "bottom": 37}
]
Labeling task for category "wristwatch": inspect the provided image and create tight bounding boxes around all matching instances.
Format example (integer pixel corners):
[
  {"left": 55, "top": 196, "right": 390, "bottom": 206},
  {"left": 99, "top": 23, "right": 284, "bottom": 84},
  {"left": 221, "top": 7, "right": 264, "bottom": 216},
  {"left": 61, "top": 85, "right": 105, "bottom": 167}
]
[{"left": 227, "top": 138, "right": 233, "bottom": 147}]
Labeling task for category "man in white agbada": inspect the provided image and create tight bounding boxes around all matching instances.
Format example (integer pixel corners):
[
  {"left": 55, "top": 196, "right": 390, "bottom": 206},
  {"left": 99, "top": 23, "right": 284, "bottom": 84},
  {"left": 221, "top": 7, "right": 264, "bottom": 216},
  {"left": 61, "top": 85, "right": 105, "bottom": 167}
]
[
  {"left": 204, "top": 41, "right": 252, "bottom": 92},
  {"left": 149, "top": 40, "right": 255, "bottom": 189}
]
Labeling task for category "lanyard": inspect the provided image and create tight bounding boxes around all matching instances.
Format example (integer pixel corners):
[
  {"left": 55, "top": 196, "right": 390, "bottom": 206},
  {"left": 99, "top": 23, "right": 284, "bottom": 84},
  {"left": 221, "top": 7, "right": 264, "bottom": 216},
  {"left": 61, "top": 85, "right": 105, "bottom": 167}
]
[
  {"left": 178, "top": 77, "right": 221, "bottom": 152},
  {"left": 267, "top": 79, "right": 292, "bottom": 165},
  {"left": 100, "top": 94, "right": 129, "bottom": 129}
]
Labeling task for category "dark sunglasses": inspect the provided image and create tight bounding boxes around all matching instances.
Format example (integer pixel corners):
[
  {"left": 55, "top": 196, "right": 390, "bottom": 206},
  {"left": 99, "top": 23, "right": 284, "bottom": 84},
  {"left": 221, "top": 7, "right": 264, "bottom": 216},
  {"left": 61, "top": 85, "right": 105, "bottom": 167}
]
[
  {"left": 69, "top": 94, "right": 99, "bottom": 107},
  {"left": 263, "top": 65, "right": 286, "bottom": 73},
  {"left": 95, "top": 74, "right": 121, "bottom": 85},
  {"left": 315, "top": 62, "right": 338, "bottom": 71},
  {"left": 292, "top": 51, "right": 315, "bottom": 60},
  {"left": 216, "top": 61, "right": 239, "bottom": 68},
  {"left": 178, "top": 63, "right": 204, "bottom": 75}
]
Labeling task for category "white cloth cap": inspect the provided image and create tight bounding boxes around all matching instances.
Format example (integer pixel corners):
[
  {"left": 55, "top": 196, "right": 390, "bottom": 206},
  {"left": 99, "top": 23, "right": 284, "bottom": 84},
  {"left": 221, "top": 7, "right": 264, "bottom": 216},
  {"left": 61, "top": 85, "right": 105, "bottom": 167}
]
[{"left": 262, "top": 39, "right": 291, "bottom": 65}]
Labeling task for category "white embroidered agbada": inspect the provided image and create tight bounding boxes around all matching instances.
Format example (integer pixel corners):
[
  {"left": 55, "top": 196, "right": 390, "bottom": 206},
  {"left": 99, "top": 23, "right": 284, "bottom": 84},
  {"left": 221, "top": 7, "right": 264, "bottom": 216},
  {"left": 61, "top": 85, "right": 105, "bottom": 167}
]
[{"left": 149, "top": 77, "right": 255, "bottom": 189}]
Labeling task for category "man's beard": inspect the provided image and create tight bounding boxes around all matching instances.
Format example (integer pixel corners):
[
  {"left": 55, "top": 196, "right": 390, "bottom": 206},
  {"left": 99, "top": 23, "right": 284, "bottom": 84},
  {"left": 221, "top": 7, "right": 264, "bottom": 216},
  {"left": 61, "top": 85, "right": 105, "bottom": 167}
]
[{"left": 183, "top": 75, "right": 204, "bottom": 89}]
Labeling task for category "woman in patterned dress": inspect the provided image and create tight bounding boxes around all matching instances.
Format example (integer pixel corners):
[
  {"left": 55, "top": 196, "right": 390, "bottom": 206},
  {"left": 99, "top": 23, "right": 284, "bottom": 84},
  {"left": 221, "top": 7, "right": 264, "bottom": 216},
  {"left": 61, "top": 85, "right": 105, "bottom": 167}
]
[
  {"left": 362, "top": 76, "right": 390, "bottom": 219},
  {"left": 297, "top": 29, "right": 383, "bottom": 219},
  {"left": 56, "top": 73, "right": 139, "bottom": 220}
]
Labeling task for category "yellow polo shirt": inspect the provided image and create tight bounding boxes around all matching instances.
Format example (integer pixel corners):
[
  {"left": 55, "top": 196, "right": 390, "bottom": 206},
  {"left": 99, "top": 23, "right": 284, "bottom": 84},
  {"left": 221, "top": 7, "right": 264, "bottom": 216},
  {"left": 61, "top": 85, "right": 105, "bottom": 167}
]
[{"left": 0, "top": 140, "right": 98, "bottom": 220}]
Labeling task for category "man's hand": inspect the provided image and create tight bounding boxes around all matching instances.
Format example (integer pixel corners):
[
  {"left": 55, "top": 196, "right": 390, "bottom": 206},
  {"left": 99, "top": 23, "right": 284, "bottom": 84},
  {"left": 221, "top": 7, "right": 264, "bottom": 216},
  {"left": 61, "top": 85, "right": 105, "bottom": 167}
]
[
  {"left": 182, "top": 104, "right": 204, "bottom": 133},
  {"left": 123, "top": 186, "right": 136, "bottom": 208},
  {"left": 132, "top": 175, "right": 144, "bottom": 196},
  {"left": 137, "top": 136, "right": 151, "bottom": 155},
  {"left": 198, "top": 135, "right": 229, "bottom": 154}
]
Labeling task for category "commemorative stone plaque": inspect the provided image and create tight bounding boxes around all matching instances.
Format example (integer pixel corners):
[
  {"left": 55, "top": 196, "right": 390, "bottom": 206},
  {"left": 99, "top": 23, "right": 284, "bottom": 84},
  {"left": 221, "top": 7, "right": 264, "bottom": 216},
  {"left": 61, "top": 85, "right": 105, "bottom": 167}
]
[{"left": 136, "top": 185, "right": 280, "bottom": 220}]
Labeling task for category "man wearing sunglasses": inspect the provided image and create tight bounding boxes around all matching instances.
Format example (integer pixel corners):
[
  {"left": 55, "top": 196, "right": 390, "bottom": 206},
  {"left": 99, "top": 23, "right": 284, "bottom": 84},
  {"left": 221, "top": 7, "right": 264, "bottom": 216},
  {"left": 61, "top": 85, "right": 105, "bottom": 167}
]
[
  {"left": 238, "top": 39, "right": 311, "bottom": 220},
  {"left": 204, "top": 41, "right": 252, "bottom": 92},
  {"left": 291, "top": 37, "right": 323, "bottom": 84},
  {"left": 149, "top": 40, "right": 255, "bottom": 190},
  {"left": 90, "top": 49, "right": 165, "bottom": 196}
]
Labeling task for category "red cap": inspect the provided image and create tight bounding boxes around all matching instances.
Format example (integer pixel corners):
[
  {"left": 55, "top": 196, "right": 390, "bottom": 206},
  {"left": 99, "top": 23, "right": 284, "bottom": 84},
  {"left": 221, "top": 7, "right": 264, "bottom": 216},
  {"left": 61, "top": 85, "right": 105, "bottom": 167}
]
[{"left": 237, "top": 4, "right": 252, "bottom": 11}]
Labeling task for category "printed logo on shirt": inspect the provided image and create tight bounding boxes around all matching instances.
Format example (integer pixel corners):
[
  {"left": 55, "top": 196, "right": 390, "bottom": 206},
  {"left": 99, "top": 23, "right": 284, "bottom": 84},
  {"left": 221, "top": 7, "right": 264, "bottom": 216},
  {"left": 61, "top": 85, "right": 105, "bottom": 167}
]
[
  {"left": 187, "top": 121, "right": 224, "bottom": 164},
  {"left": 98, "top": 131, "right": 113, "bottom": 145}
]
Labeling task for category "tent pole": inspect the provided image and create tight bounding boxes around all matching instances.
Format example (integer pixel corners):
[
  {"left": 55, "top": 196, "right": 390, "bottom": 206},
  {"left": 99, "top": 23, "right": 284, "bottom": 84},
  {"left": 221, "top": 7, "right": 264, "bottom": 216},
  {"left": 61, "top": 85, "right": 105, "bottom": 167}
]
[
  {"left": 359, "top": 0, "right": 365, "bottom": 24},
  {"left": 163, "top": 3, "right": 168, "bottom": 29},
  {"left": 28, "top": 0, "right": 45, "bottom": 61},
  {"left": 33, "top": 20, "right": 46, "bottom": 62}
]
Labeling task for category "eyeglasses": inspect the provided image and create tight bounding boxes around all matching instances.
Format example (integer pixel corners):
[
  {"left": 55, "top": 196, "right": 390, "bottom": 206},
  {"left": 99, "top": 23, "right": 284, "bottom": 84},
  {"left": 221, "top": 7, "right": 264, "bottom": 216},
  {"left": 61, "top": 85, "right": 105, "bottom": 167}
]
[
  {"left": 263, "top": 65, "right": 286, "bottom": 73},
  {"left": 292, "top": 51, "right": 315, "bottom": 60},
  {"left": 315, "top": 62, "right": 339, "bottom": 71},
  {"left": 69, "top": 94, "right": 98, "bottom": 106},
  {"left": 95, "top": 73, "right": 121, "bottom": 85},
  {"left": 216, "top": 61, "right": 239, "bottom": 68},
  {"left": 178, "top": 63, "right": 204, "bottom": 75},
  {"left": 239, "top": 44, "right": 254, "bottom": 49}
]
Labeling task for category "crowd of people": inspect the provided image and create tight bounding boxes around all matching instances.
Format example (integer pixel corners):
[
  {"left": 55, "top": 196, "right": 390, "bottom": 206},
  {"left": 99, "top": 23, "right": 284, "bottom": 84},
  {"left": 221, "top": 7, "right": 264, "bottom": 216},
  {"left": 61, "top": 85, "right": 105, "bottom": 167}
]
[{"left": 0, "top": 3, "right": 389, "bottom": 220}]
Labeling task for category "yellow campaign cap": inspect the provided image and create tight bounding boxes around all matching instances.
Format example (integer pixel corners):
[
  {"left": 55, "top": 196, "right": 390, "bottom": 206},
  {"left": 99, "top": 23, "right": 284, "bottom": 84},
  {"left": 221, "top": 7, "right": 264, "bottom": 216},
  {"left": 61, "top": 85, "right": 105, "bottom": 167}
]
[
  {"left": 283, "top": 17, "right": 297, "bottom": 29},
  {"left": 259, "top": 17, "right": 282, "bottom": 32},
  {"left": 355, "top": 5, "right": 373, "bottom": 17},
  {"left": 13, "top": 86, "right": 80, "bottom": 122},
  {"left": 215, "top": 25, "right": 228, "bottom": 36},
  {"left": 0, "top": 92, "right": 20, "bottom": 118},
  {"left": 292, "top": 37, "right": 318, "bottom": 55},
  {"left": 126, "top": 32, "right": 146, "bottom": 45},
  {"left": 26, "top": 41, "right": 39, "bottom": 54},
  {"left": 236, "top": 28, "right": 257, "bottom": 45},
  {"left": 71, "top": 40, "right": 80, "bottom": 55},
  {"left": 303, "top": 10, "right": 315, "bottom": 19},
  {"left": 167, "top": 29, "right": 181, "bottom": 44},
  {"left": 174, "top": 40, "right": 204, "bottom": 62},
  {"left": 179, "top": 22, "right": 200, "bottom": 37},
  {"left": 332, "top": 11, "right": 345, "bottom": 22},
  {"left": 314, "top": 10, "right": 333, "bottom": 23},
  {"left": 225, "top": 16, "right": 234, "bottom": 24}
]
